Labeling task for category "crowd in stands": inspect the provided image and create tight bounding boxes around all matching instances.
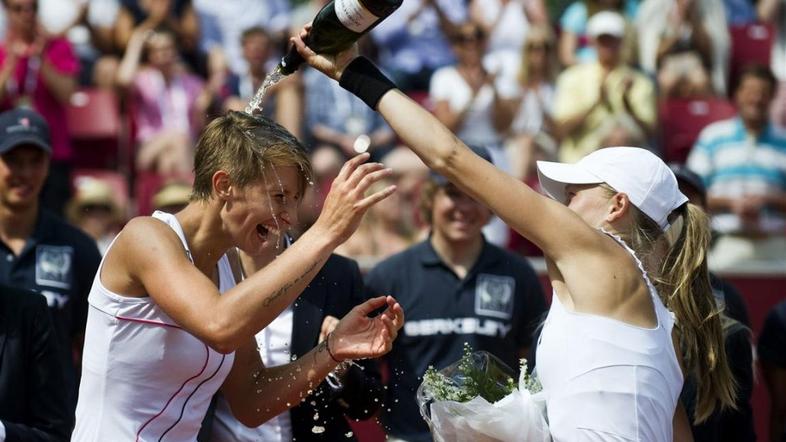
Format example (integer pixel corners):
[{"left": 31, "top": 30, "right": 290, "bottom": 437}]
[{"left": 0, "top": 0, "right": 784, "bottom": 440}]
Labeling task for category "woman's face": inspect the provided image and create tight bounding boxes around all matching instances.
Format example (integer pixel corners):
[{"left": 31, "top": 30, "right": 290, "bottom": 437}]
[
  {"left": 146, "top": 33, "right": 178, "bottom": 69},
  {"left": 431, "top": 183, "right": 491, "bottom": 243},
  {"left": 565, "top": 184, "right": 613, "bottom": 228},
  {"left": 225, "top": 165, "right": 302, "bottom": 256},
  {"left": 451, "top": 26, "right": 486, "bottom": 66}
]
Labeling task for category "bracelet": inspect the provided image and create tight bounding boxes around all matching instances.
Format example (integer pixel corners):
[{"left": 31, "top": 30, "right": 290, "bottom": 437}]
[
  {"left": 325, "top": 332, "right": 343, "bottom": 363},
  {"left": 339, "top": 56, "right": 397, "bottom": 110}
]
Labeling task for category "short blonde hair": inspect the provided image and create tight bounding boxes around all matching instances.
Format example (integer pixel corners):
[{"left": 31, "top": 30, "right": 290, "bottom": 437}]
[{"left": 191, "top": 111, "right": 312, "bottom": 201}]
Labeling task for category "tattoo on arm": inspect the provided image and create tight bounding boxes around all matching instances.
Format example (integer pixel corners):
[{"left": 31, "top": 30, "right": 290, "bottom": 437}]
[{"left": 262, "top": 260, "right": 319, "bottom": 307}]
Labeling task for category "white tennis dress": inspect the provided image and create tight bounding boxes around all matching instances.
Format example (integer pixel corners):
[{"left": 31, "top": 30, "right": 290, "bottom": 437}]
[
  {"left": 72, "top": 211, "right": 236, "bottom": 442},
  {"left": 535, "top": 231, "right": 683, "bottom": 442}
]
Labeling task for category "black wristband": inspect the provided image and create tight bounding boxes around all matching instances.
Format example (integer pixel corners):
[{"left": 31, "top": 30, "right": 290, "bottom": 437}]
[{"left": 339, "top": 56, "right": 397, "bottom": 110}]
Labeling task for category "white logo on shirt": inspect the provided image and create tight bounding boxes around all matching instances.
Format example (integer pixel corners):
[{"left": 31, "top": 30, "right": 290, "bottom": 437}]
[
  {"left": 475, "top": 274, "right": 515, "bottom": 319},
  {"left": 35, "top": 245, "right": 73, "bottom": 289}
]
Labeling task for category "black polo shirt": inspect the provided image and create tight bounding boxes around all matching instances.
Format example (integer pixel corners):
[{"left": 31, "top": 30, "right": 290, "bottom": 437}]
[
  {"left": 364, "top": 238, "right": 547, "bottom": 442},
  {"left": 0, "top": 209, "right": 101, "bottom": 389}
]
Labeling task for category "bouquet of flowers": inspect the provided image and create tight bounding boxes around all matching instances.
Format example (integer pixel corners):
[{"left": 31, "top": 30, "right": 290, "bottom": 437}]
[{"left": 416, "top": 343, "right": 551, "bottom": 442}]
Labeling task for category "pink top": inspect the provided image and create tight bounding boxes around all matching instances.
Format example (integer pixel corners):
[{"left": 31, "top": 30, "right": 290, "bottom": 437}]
[
  {"left": 0, "top": 37, "right": 79, "bottom": 162},
  {"left": 132, "top": 67, "right": 205, "bottom": 144}
]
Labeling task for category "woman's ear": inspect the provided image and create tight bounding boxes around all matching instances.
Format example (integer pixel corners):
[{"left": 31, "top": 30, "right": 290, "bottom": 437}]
[
  {"left": 212, "top": 170, "right": 232, "bottom": 200},
  {"left": 606, "top": 192, "right": 631, "bottom": 224}
]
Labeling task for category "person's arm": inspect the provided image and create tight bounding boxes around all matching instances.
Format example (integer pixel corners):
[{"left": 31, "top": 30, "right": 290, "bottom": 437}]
[
  {"left": 0, "top": 49, "right": 19, "bottom": 103},
  {"left": 292, "top": 36, "right": 614, "bottom": 284},
  {"left": 115, "top": 155, "right": 395, "bottom": 354},
  {"left": 2, "top": 295, "right": 72, "bottom": 442},
  {"left": 673, "top": 402, "right": 695, "bottom": 442},
  {"left": 115, "top": 28, "right": 149, "bottom": 89},
  {"left": 758, "top": 0, "right": 781, "bottom": 22},
  {"left": 114, "top": 1, "right": 168, "bottom": 51},
  {"left": 220, "top": 295, "right": 402, "bottom": 426},
  {"left": 763, "top": 361, "right": 786, "bottom": 442},
  {"left": 558, "top": 31, "right": 578, "bottom": 67}
]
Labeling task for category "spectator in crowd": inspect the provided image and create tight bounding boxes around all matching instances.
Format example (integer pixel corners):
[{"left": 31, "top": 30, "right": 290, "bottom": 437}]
[
  {"left": 364, "top": 146, "right": 546, "bottom": 442},
  {"left": 223, "top": 26, "right": 302, "bottom": 139},
  {"left": 152, "top": 179, "right": 191, "bottom": 214},
  {"left": 468, "top": 0, "right": 547, "bottom": 79},
  {"left": 759, "top": 0, "right": 786, "bottom": 129},
  {"left": 194, "top": 0, "right": 290, "bottom": 77},
  {"left": 429, "top": 22, "right": 516, "bottom": 167},
  {"left": 0, "top": 284, "right": 72, "bottom": 442},
  {"left": 558, "top": 0, "right": 638, "bottom": 68},
  {"left": 209, "top": 236, "right": 384, "bottom": 441},
  {"left": 114, "top": 0, "right": 202, "bottom": 74},
  {"left": 636, "top": 0, "right": 730, "bottom": 97},
  {"left": 370, "top": 0, "right": 467, "bottom": 92},
  {"left": 671, "top": 164, "right": 756, "bottom": 442},
  {"left": 66, "top": 176, "right": 125, "bottom": 255},
  {"left": 722, "top": 0, "right": 757, "bottom": 26},
  {"left": 304, "top": 66, "right": 395, "bottom": 160},
  {"left": 505, "top": 25, "right": 558, "bottom": 181},
  {"left": 0, "top": 0, "right": 79, "bottom": 215},
  {"left": 687, "top": 65, "right": 786, "bottom": 270},
  {"left": 0, "top": 108, "right": 102, "bottom": 410},
  {"left": 335, "top": 177, "right": 419, "bottom": 263},
  {"left": 553, "top": 11, "right": 656, "bottom": 163},
  {"left": 116, "top": 26, "right": 219, "bottom": 176},
  {"left": 759, "top": 300, "right": 786, "bottom": 442}
]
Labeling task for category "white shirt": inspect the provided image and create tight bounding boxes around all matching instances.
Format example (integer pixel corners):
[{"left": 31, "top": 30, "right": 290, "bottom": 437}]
[
  {"left": 0, "top": 421, "right": 5, "bottom": 442},
  {"left": 211, "top": 267, "right": 295, "bottom": 442},
  {"left": 72, "top": 211, "right": 236, "bottom": 442}
]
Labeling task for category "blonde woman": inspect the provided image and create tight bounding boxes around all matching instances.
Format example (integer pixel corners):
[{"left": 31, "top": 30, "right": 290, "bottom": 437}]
[{"left": 293, "top": 30, "right": 736, "bottom": 440}]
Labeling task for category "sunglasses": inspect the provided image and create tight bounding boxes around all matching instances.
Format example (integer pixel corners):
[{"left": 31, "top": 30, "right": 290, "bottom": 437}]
[
  {"left": 8, "top": 2, "right": 37, "bottom": 13},
  {"left": 451, "top": 30, "right": 485, "bottom": 44}
]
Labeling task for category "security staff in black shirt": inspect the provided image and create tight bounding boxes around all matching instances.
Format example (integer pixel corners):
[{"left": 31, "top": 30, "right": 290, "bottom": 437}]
[
  {"left": 365, "top": 146, "right": 547, "bottom": 442},
  {"left": 0, "top": 108, "right": 101, "bottom": 410}
]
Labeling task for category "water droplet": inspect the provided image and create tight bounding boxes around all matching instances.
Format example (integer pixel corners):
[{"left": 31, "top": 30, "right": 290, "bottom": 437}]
[
  {"left": 313, "top": 412, "right": 320, "bottom": 420},
  {"left": 345, "top": 431, "right": 353, "bottom": 438},
  {"left": 311, "top": 425, "right": 325, "bottom": 434}
]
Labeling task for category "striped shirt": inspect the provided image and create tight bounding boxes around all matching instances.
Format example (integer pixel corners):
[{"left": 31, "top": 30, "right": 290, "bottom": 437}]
[{"left": 687, "top": 117, "right": 786, "bottom": 234}]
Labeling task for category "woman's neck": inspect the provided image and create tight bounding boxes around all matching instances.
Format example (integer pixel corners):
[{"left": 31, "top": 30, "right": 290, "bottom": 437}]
[{"left": 175, "top": 202, "right": 233, "bottom": 275}]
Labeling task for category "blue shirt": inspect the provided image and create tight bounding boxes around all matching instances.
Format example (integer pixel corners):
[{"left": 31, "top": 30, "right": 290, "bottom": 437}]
[
  {"left": 687, "top": 117, "right": 786, "bottom": 234},
  {"left": 364, "top": 239, "right": 546, "bottom": 441}
]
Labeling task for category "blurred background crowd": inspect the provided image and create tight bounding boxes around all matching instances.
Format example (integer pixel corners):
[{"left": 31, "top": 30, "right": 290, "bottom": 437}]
[{"left": 0, "top": 0, "right": 785, "bottom": 440}]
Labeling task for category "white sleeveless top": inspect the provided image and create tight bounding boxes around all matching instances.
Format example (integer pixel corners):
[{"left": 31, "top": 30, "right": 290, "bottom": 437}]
[
  {"left": 72, "top": 211, "right": 237, "bottom": 442},
  {"left": 535, "top": 231, "right": 683, "bottom": 442}
]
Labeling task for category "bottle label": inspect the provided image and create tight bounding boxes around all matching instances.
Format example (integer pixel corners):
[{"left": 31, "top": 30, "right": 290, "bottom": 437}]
[{"left": 335, "top": 0, "right": 379, "bottom": 33}]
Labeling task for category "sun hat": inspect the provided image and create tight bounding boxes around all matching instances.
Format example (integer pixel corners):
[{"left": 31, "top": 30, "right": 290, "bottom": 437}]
[
  {"left": 536, "top": 147, "right": 688, "bottom": 231},
  {"left": 587, "top": 11, "right": 626, "bottom": 39}
]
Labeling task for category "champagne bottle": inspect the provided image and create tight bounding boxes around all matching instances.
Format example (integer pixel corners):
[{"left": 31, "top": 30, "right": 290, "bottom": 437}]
[{"left": 278, "top": 0, "right": 403, "bottom": 75}]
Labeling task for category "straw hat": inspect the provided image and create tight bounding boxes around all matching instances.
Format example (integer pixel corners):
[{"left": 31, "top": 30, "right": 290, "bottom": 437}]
[
  {"left": 152, "top": 181, "right": 192, "bottom": 211},
  {"left": 66, "top": 177, "right": 122, "bottom": 223}
]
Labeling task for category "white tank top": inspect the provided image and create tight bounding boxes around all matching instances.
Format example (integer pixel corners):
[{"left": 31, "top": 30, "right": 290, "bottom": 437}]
[
  {"left": 535, "top": 230, "right": 683, "bottom": 442},
  {"left": 72, "top": 211, "right": 237, "bottom": 442}
]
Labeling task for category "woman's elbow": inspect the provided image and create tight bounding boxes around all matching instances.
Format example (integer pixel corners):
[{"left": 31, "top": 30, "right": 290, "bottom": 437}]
[{"left": 202, "top": 321, "right": 242, "bottom": 354}]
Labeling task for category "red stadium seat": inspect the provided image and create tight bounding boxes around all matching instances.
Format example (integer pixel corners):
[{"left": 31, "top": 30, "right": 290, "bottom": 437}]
[
  {"left": 66, "top": 88, "right": 127, "bottom": 170},
  {"left": 729, "top": 23, "right": 774, "bottom": 89},
  {"left": 659, "top": 98, "right": 737, "bottom": 164}
]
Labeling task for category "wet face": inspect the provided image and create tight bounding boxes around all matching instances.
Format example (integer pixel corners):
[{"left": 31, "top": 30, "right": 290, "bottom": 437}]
[
  {"left": 734, "top": 75, "right": 774, "bottom": 128},
  {"left": 5, "top": 0, "right": 37, "bottom": 33},
  {"left": 565, "top": 184, "right": 613, "bottom": 228},
  {"left": 0, "top": 145, "right": 49, "bottom": 210},
  {"left": 226, "top": 165, "right": 302, "bottom": 256},
  {"left": 431, "top": 183, "right": 492, "bottom": 243}
]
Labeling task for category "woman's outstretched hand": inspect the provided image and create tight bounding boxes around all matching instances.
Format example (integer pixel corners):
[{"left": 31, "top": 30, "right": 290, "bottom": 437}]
[
  {"left": 329, "top": 296, "right": 404, "bottom": 361},
  {"left": 290, "top": 24, "right": 359, "bottom": 81}
]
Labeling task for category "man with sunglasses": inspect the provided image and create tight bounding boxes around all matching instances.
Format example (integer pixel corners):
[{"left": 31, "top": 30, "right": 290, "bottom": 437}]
[
  {"left": 0, "top": 108, "right": 101, "bottom": 415},
  {"left": 0, "top": 0, "right": 79, "bottom": 215}
]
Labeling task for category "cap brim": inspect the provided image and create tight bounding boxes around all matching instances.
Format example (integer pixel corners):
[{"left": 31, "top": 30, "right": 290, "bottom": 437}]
[
  {"left": 536, "top": 160, "right": 603, "bottom": 203},
  {"left": 0, "top": 134, "right": 52, "bottom": 154}
]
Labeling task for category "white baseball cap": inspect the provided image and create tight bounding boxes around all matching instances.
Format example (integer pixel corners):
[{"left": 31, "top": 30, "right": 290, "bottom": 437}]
[
  {"left": 587, "top": 11, "right": 626, "bottom": 39},
  {"left": 536, "top": 147, "right": 688, "bottom": 231}
]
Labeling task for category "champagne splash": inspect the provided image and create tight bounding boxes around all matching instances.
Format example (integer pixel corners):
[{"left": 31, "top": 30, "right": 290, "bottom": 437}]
[{"left": 244, "top": 67, "right": 285, "bottom": 115}]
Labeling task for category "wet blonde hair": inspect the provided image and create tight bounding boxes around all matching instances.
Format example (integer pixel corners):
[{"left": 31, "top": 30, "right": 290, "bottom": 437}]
[
  {"left": 191, "top": 111, "right": 312, "bottom": 201},
  {"left": 601, "top": 184, "right": 736, "bottom": 423}
]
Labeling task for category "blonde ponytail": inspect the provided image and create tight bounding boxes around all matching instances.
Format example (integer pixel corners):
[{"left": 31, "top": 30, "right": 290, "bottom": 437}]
[{"left": 657, "top": 204, "right": 736, "bottom": 422}]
